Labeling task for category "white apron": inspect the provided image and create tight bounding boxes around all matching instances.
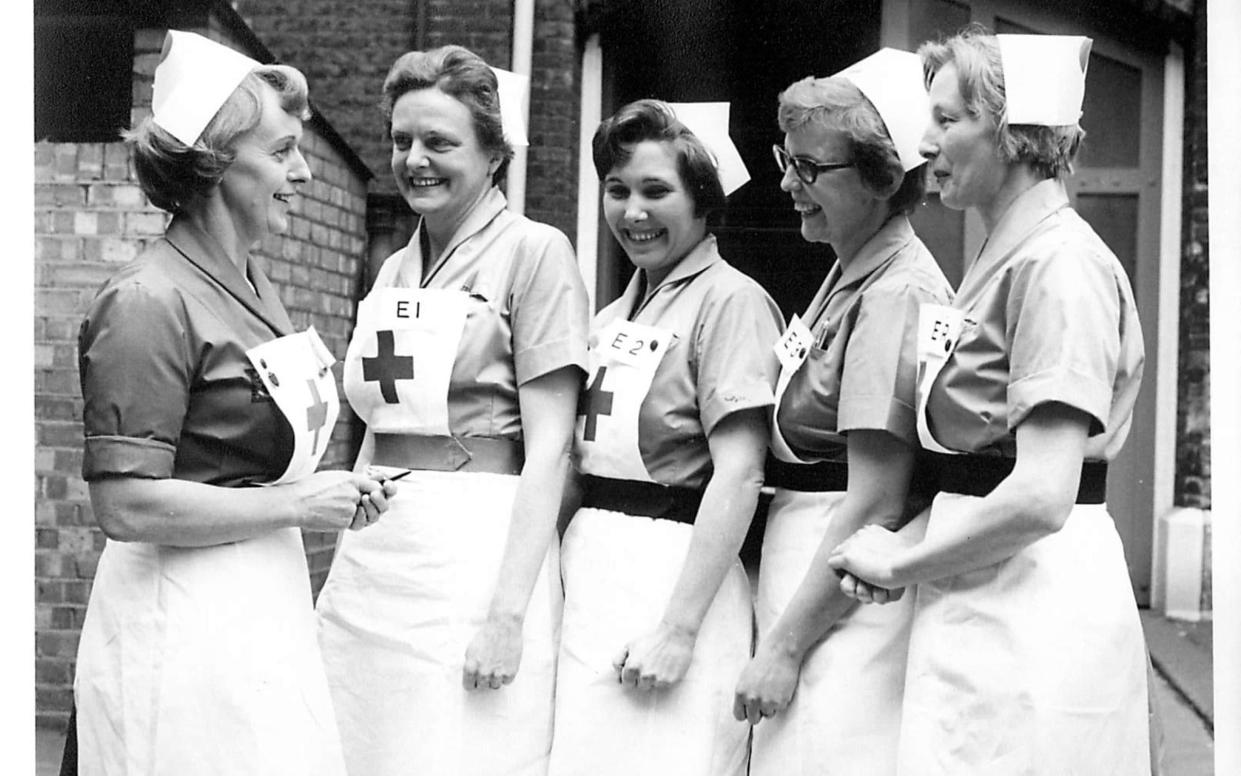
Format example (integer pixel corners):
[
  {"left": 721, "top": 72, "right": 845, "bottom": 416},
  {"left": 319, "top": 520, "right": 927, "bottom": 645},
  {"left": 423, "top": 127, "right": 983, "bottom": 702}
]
[
  {"left": 318, "top": 286, "right": 560, "bottom": 776},
  {"left": 549, "top": 318, "right": 751, "bottom": 776},
  {"left": 897, "top": 304, "right": 1150, "bottom": 775},
  {"left": 74, "top": 328, "right": 346, "bottom": 776},
  {"left": 750, "top": 318, "right": 918, "bottom": 776}
]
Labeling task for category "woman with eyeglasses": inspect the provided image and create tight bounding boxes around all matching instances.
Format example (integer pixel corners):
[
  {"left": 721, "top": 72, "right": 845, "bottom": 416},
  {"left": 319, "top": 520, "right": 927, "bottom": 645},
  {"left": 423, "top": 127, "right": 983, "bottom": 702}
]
[
  {"left": 732, "top": 50, "right": 951, "bottom": 776},
  {"left": 827, "top": 29, "right": 1149, "bottom": 774}
]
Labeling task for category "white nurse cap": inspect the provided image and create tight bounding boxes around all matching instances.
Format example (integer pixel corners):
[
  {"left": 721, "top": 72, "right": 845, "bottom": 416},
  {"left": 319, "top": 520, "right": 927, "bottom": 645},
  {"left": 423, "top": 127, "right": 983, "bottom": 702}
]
[
  {"left": 997, "top": 34, "right": 1093, "bottom": 126},
  {"left": 151, "top": 30, "right": 262, "bottom": 146},
  {"left": 833, "top": 47, "right": 930, "bottom": 172},
  {"left": 667, "top": 102, "right": 751, "bottom": 196},
  {"left": 489, "top": 66, "right": 530, "bottom": 147}
]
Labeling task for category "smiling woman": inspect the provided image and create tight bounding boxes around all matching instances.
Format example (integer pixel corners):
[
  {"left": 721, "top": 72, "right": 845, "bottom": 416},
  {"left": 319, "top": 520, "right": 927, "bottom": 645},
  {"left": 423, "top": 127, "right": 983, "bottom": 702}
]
[
  {"left": 69, "top": 29, "right": 393, "bottom": 776},
  {"left": 314, "top": 44, "right": 589, "bottom": 776},
  {"left": 546, "top": 99, "right": 783, "bottom": 776}
]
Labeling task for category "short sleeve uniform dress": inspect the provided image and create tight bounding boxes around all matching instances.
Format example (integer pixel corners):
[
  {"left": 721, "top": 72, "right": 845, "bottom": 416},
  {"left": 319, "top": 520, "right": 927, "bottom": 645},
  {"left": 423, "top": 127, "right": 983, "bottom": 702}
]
[
  {"left": 547, "top": 234, "right": 783, "bottom": 776},
  {"left": 752, "top": 214, "right": 951, "bottom": 776},
  {"left": 902, "top": 179, "right": 1149, "bottom": 775},
  {"left": 74, "top": 217, "right": 347, "bottom": 776},
  {"left": 315, "top": 187, "right": 589, "bottom": 776}
]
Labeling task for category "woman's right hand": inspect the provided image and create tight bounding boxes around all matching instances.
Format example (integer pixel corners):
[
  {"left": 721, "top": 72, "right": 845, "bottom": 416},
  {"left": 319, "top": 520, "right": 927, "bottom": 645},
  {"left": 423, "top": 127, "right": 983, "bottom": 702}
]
[{"left": 286, "top": 471, "right": 394, "bottom": 532}]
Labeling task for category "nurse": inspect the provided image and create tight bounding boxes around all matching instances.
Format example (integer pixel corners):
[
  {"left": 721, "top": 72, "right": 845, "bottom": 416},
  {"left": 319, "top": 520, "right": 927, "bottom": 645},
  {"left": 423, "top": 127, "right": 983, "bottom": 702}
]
[
  {"left": 314, "top": 45, "right": 589, "bottom": 776},
  {"left": 73, "top": 30, "right": 390, "bottom": 776},
  {"left": 547, "top": 100, "right": 783, "bottom": 776},
  {"left": 828, "top": 29, "right": 1150, "bottom": 775},
  {"left": 733, "top": 49, "right": 951, "bottom": 776}
]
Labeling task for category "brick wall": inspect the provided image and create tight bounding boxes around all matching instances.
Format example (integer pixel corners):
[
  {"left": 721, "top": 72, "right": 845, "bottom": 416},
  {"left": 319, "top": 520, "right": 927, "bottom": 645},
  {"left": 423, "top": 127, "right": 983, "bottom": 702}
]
[
  {"left": 524, "top": 0, "right": 581, "bottom": 240},
  {"left": 234, "top": 0, "right": 412, "bottom": 198},
  {"left": 1175, "top": 0, "right": 1209, "bottom": 512},
  {"left": 33, "top": 23, "right": 371, "bottom": 729}
]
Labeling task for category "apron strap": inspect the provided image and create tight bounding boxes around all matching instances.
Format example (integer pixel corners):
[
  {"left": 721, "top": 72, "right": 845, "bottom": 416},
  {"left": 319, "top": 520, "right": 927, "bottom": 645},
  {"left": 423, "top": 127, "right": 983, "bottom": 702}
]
[
  {"left": 372, "top": 433, "right": 524, "bottom": 476},
  {"left": 763, "top": 455, "right": 849, "bottom": 492},
  {"left": 926, "top": 453, "right": 1108, "bottom": 505},
  {"left": 579, "top": 475, "right": 703, "bottom": 524}
]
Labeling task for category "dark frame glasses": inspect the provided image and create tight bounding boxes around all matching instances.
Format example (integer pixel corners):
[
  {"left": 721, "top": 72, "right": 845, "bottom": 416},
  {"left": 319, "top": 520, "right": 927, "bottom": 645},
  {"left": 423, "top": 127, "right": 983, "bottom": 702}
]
[{"left": 772, "top": 144, "right": 854, "bottom": 185}]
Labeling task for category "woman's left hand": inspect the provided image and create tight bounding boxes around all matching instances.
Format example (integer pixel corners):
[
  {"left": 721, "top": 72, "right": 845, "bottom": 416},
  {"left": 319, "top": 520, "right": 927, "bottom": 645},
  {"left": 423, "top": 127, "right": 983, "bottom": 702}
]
[
  {"left": 732, "top": 644, "right": 801, "bottom": 724},
  {"left": 462, "top": 614, "right": 524, "bottom": 691},
  {"left": 827, "top": 524, "right": 914, "bottom": 597},
  {"left": 613, "top": 622, "right": 696, "bottom": 691}
]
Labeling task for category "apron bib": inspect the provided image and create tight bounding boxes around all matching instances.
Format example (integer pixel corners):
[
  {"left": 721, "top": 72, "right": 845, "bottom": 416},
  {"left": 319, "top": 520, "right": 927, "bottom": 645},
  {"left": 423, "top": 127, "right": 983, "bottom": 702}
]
[
  {"left": 914, "top": 303, "right": 966, "bottom": 455},
  {"left": 575, "top": 318, "right": 673, "bottom": 482},
  {"left": 245, "top": 326, "right": 340, "bottom": 483},
  {"left": 343, "top": 287, "right": 468, "bottom": 434},
  {"left": 769, "top": 314, "right": 817, "bottom": 463}
]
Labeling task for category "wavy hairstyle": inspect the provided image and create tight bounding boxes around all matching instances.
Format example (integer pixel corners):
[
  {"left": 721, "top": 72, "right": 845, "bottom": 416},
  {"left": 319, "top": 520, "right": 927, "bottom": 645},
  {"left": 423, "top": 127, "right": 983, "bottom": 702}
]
[
  {"left": 125, "top": 65, "right": 310, "bottom": 214},
  {"left": 591, "top": 98, "right": 726, "bottom": 219}
]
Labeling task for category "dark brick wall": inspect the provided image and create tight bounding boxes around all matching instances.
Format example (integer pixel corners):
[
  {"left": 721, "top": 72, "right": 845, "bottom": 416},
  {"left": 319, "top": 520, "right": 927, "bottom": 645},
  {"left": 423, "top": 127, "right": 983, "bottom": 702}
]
[
  {"left": 33, "top": 23, "right": 371, "bottom": 729},
  {"left": 525, "top": 0, "right": 581, "bottom": 240},
  {"left": 234, "top": 0, "right": 415, "bottom": 198},
  {"left": 424, "top": 0, "right": 514, "bottom": 65},
  {"left": 1175, "top": 0, "right": 1209, "bottom": 510}
]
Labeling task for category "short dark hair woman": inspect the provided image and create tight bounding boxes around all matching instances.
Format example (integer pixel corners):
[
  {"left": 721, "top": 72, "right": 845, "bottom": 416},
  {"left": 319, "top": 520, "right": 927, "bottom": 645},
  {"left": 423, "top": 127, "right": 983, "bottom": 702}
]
[
  {"left": 72, "top": 30, "right": 392, "bottom": 776},
  {"left": 547, "top": 99, "right": 783, "bottom": 776}
]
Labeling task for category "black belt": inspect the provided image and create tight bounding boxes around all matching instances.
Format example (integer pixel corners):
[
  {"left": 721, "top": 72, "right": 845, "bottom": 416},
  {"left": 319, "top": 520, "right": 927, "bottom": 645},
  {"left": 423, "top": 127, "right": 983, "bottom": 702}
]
[
  {"left": 924, "top": 452, "right": 1108, "bottom": 504},
  {"left": 579, "top": 475, "right": 703, "bottom": 524},
  {"left": 371, "top": 434, "right": 524, "bottom": 475},
  {"left": 763, "top": 456, "right": 849, "bottom": 492}
]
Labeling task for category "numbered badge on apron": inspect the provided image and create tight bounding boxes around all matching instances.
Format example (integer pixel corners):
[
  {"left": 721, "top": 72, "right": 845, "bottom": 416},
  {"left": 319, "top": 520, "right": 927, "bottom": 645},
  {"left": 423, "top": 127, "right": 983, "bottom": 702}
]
[
  {"left": 915, "top": 303, "right": 967, "bottom": 454},
  {"left": 246, "top": 326, "right": 341, "bottom": 484},
  {"left": 769, "top": 314, "right": 815, "bottom": 463},
  {"left": 343, "top": 287, "right": 468, "bottom": 435},
  {"left": 575, "top": 319, "right": 673, "bottom": 483}
]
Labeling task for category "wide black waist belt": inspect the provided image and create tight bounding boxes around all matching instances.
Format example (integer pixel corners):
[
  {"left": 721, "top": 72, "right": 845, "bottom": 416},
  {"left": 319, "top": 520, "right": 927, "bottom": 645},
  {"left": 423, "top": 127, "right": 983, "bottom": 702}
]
[
  {"left": 925, "top": 453, "right": 1108, "bottom": 505},
  {"left": 763, "top": 456, "right": 849, "bottom": 492},
  {"left": 371, "top": 433, "right": 524, "bottom": 476},
  {"left": 579, "top": 474, "right": 703, "bottom": 524}
]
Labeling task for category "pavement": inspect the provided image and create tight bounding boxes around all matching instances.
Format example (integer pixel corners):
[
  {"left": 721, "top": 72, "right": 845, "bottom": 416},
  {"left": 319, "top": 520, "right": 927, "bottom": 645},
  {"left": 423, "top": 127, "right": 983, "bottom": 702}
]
[{"left": 31, "top": 609, "right": 1215, "bottom": 775}]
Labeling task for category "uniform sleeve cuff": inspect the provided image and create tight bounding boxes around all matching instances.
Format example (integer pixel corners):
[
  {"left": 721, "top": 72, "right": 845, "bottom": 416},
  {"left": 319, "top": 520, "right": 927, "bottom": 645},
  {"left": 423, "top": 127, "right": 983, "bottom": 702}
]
[
  {"left": 1008, "top": 370, "right": 1111, "bottom": 435},
  {"left": 514, "top": 337, "right": 588, "bottom": 386},
  {"left": 837, "top": 395, "right": 918, "bottom": 447},
  {"left": 82, "top": 436, "right": 176, "bottom": 480}
]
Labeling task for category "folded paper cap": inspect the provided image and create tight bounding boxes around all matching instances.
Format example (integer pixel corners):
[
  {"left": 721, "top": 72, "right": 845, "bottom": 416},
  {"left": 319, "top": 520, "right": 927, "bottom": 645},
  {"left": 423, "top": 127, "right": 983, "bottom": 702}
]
[
  {"left": 997, "top": 34, "right": 1093, "bottom": 126},
  {"left": 667, "top": 102, "right": 750, "bottom": 195},
  {"left": 489, "top": 66, "right": 529, "bottom": 147},
  {"left": 833, "top": 48, "right": 929, "bottom": 171},
  {"left": 151, "top": 30, "right": 262, "bottom": 146}
]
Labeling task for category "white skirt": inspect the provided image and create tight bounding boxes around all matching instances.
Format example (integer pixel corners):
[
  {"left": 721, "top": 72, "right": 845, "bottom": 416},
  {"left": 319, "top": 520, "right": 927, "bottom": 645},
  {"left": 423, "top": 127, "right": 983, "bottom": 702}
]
[
  {"left": 547, "top": 507, "right": 752, "bottom": 776},
  {"left": 750, "top": 489, "right": 920, "bottom": 776},
  {"left": 898, "top": 494, "right": 1150, "bottom": 775},
  {"left": 315, "top": 470, "right": 561, "bottom": 776},
  {"left": 73, "top": 527, "right": 346, "bottom": 776}
]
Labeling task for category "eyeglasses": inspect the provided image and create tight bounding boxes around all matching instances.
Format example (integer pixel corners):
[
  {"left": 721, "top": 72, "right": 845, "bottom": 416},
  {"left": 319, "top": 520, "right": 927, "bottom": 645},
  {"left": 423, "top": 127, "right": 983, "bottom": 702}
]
[{"left": 772, "top": 145, "right": 854, "bottom": 185}]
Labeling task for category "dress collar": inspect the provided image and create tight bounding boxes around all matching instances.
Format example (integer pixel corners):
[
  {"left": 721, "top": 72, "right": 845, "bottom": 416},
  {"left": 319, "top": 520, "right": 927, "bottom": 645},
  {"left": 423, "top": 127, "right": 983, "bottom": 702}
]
[
  {"left": 617, "top": 233, "right": 723, "bottom": 320},
  {"left": 164, "top": 216, "right": 293, "bottom": 336},
  {"left": 957, "top": 178, "right": 1070, "bottom": 305},
  {"left": 808, "top": 214, "right": 916, "bottom": 323},
  {"left": 407, "top": 187, "right": 509, "bottom": 288}
]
